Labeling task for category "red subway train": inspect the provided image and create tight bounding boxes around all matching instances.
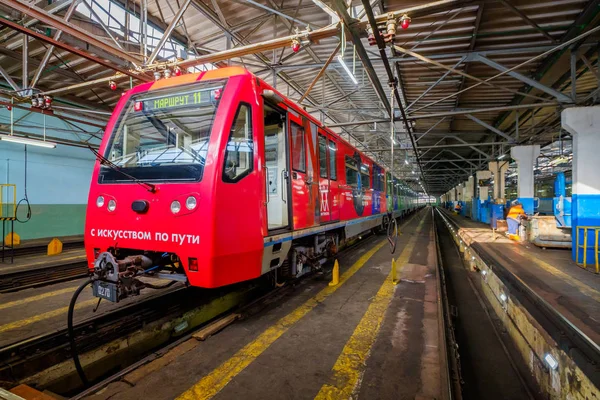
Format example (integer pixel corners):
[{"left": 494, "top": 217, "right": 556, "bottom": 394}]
[{"left": 85, "top": 67, "right": 424, "bottom": 302}]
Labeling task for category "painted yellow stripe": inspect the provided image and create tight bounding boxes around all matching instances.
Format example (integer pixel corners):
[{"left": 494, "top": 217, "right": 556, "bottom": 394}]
[
  {"left": 0, "top": 298, "right": 97, "bottom": 334},
  {"left": 314, "top": 217, "right": 426, "bottom": 400},
  {"left": 0, "top": 286, "right": 79, "bottom": 311},
  {"left": 177, "top": 210, "right": 425, "bottom": 400},
  {"left": 177, "top": 240, "right": 386, "bottom": 400}
]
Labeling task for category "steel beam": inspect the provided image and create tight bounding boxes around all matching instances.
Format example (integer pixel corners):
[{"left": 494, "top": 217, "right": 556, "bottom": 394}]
[
  {"left": 5, "top": 0, "right": 142, "bottom": 65},
  {"left": 326, "top": 102, "right": 558, "bottom": 127},
  {"left": 0, "top": 65, "right": 19, "bottom": 91},
  {"left": 416, "top": 117, "right": 446, "bottom": 142},
  {"left": 299, "top": 43, "right": 341, "bottom": 104},
  {"left": 497, "top": 0, "right": 556, "bottom": 43},
  {"left": 473, "top": 54, "right": 573, "bottom": 103},
  {"left": 406, "top": 58, "right": 465, "bottom": 110},
  {"left": 147, "top": 0, "right": 193, "bottom": 65},
  {"left": 394, "top": 45, "right": 546, "bottom": 102},
  {"left": 0, "top": 17, "right": 146, "bottom": 80},
  {"left": 465, "top": 114, "right": 514, "bottom": 142},
  {"left": 30, "top": 0, "right": 80, "bottom": 88},
  {"left": 332, "top": 0, "right": 390, "bottom": 116}
]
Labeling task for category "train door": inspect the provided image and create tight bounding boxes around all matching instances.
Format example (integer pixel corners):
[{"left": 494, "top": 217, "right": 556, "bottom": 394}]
[
  {"left": 328, "top": 136, "right": 339, "bottom": 221},
  {"left": 264, "top": 103, "right": 290, "bottom": 232},
  {"left": 288, "top": 112, "right": 318, "bottom": 229},
  {"left": 318, "top": 131, "right": 330, "bottom": 222}
]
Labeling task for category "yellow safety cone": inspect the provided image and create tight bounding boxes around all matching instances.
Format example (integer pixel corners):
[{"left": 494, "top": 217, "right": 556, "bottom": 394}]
[
  {"left": 392, "top": 258, "right": 399, "bottom": 285},
  {"left": 47, "top": 238, "right": 63, "bottom": 256},
  {"left": 5, "top": 232, "right": 20, "bottom": 246},
  {"left": 329, "top": 259, "right": 339, "bottom": 286}
]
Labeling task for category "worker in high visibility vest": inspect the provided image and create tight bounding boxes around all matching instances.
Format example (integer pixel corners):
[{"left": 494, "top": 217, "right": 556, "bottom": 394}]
[
  {"left": 506, "top": 200, "right": 525, "bottom": 240},
  {"left": 454, "top": 202, "right": 462, "bottom": 214}
]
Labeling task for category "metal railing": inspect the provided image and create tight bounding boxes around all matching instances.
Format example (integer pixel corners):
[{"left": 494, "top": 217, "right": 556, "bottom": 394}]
[
  {"left": 0, "top": 184, "right": 17, "bottom": 221},
  {"left": 575, "top": 226, "right": 600, "bottom": 274}
]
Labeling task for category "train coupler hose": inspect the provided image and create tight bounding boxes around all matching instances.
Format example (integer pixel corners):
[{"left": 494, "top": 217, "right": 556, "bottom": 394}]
[
  {"left": 68, "top": 277, "right": 94, "bottom": 387},
  {"left": 387, "top": 215, "right": 398, "bottom": 254}
]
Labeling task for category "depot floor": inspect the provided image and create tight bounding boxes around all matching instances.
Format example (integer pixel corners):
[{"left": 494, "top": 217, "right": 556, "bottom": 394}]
[{"left": 85, "top": 207, "right": 443, "bottom": 400}]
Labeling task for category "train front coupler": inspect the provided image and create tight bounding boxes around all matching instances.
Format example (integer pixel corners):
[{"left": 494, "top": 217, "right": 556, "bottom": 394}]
[{"left": 91, "top": 251, "right": 150, "bottom": 302}]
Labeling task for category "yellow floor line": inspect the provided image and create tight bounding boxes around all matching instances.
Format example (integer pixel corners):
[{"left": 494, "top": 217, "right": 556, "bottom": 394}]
[
  {"left": 0, "top": 298, "right": 97, "bottom": 334},
  {"left": 0, "top": 286, "right": 79, "bottom": 311},
  {"left": 177, "top": 210, "right": 426, "bottom": 400},
  {"left": 314, "top": 217, "right": 426, "bottom": 400}
]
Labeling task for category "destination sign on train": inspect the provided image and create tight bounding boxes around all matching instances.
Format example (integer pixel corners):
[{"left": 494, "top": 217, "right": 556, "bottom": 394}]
[{"left": 141, "top": 88, "right": 219, "bottom": 111}]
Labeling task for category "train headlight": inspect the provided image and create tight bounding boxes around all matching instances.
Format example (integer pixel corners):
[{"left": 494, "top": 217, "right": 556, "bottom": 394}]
[
  {"left": 107, "top": 199, "right": 117, "bottom": 212},
  {"left": 171, "top": 200, "right": 181, "bottom": 214},
  {"left": 186, "top": 196, "right": 197, "bottom": 210},
  {"left": 96, "top": 196, "right": 105, "bottom": 208}
]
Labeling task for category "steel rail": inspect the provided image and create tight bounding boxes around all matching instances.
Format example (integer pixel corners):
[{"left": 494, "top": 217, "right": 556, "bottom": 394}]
[{"left": 437, "top": 208, "right": 600, "bottom": 389}]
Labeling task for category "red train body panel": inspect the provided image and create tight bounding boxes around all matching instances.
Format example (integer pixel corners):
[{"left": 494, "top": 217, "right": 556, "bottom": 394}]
[{"left": 85, "top": 67, "right": 423, "bottom": 294}]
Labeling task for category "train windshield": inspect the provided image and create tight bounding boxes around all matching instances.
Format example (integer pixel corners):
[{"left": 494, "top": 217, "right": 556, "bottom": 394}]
[{"left": 99, "top": 79, "right": 226, "bottom": 183}]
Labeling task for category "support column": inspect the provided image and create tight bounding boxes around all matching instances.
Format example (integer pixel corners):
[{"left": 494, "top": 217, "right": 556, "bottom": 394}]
[
  {"left": 510, "top": 146, "right": 540, "bottom": 214},
  {"left": 488, "top": 161, "right": 510, "bottom": 202},
  {"left": 476, "top": 171, "right": 492, "bottom": 202},
  {"left": 562, "top": 105, "right": 600, "bottom": 264}
]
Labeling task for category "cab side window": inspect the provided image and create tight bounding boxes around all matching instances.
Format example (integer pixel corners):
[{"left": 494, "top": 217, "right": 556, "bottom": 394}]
[{"left": 223, "top": 103, "right": 253, "bottom": 183}]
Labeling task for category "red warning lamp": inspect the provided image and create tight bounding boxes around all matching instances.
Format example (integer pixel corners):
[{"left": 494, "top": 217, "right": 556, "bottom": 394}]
[
  {"left": 6, "top": 105, "right": 12, "bottom": 111},
  {"left": 211, "top": 88, "right": 222, "bottom": 101},
  {"left": 44, "top": 96, "right": 52, "bottom": 108},
  {"left": 291, "top": 39, "right": 301, "bottom": 53},
  {"left": 400, "top": 14, "right": 411, "bottom": 30},
  {"left": 134, "top": 101, "right": 143, "bottom": 112},
  {"left": 109, "top": 80, "right": 117, "bottom": 90},
  {"left": 188, "top": 257, "right": 198, "bottom": 272},
  {"left": 174, "top": 66, "right": 183, "bottom": 76}
]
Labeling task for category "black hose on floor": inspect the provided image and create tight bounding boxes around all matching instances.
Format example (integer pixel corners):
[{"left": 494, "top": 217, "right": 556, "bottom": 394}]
[{"left": 68, "top": 278, "right": 93, "bottom": 387}]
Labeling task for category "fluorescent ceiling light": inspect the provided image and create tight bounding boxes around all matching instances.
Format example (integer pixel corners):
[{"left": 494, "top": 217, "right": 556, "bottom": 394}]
[
  {"left": 498, "top": 154, "right": 507, "bottom": 160},
  {"left": 0, "top": 134, "right": 57, "bottom": 148},
  {"left": 337, "top": 55, "right": 358, "bottom": 85}
]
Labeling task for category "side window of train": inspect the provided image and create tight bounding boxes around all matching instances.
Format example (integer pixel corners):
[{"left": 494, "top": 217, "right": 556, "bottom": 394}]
[
  {"left": 318, "top": 134, "right": 328, "bottom": 178},
  {"left": 360, "top": 164, "right": 371, "bottom": 189},
  {"left": 291, "top": 121, "right": 305, "bottom": 172},
  {"left": 345, "top": 156, "right": 358, "bottom": 187},
  {"left": 329, "top": 140, "right": 337, "bottom": 180},
  {"left": 223, "top": 103, "right": 253, "bottom": 183}
]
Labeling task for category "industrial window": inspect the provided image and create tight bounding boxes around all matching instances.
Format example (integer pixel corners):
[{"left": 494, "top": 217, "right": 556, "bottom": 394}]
[
  {"left": 290, "top": 122, "right": 305, "bottom": 172},
  {"left": 318, "top": 134, "right": 328, "bottom": 178},
  {"left": 360, "top": 164, "right": 371, "bottom": 189},
  {"left": 223, "top": 103, "right": 253, "bottom": 183},
  {"left": 345, "top": 156, "right": 358, "bottom": 187},
  {"left": 329, "top": 140, "right": 337, "bottom": 180}
]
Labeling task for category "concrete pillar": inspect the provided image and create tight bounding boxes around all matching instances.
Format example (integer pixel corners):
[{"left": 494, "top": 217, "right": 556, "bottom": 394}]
[
  {"left": 476, "top": 171, "right": 492, "bottom": 202},
  {"left": 562, "top": 106, "right": 600, "bottom": 263},
  {"left": 510, "top": 146, "right": 540, "bottom": 214},
  {"left": 488, "top": 161, "right": 510, "bottom": 202}
]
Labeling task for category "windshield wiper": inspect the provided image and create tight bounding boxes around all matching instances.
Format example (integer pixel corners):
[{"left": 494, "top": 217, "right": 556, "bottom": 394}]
[{"left": 88, "top": 146, "right": 157, "bottom": 193}]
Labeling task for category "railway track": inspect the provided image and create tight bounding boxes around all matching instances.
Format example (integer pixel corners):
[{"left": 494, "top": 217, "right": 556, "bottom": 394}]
[
  {"left": 435, "top": 207, "right": 600, "bottom": 392},
  {"left": 0, "top": 211, "right": 422, "bottom": 397},
  {"left": 0, "top": 235, "right": 386, "bottom": 397},
  {"left": 0, "top": 281, "right": 261, "bottom": 392},
  {"left": 0, "top": 260, "right": 89, "bottom": 293},
  {"left": 1, "top": 239, "right": 83, "bottom": 259}
]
